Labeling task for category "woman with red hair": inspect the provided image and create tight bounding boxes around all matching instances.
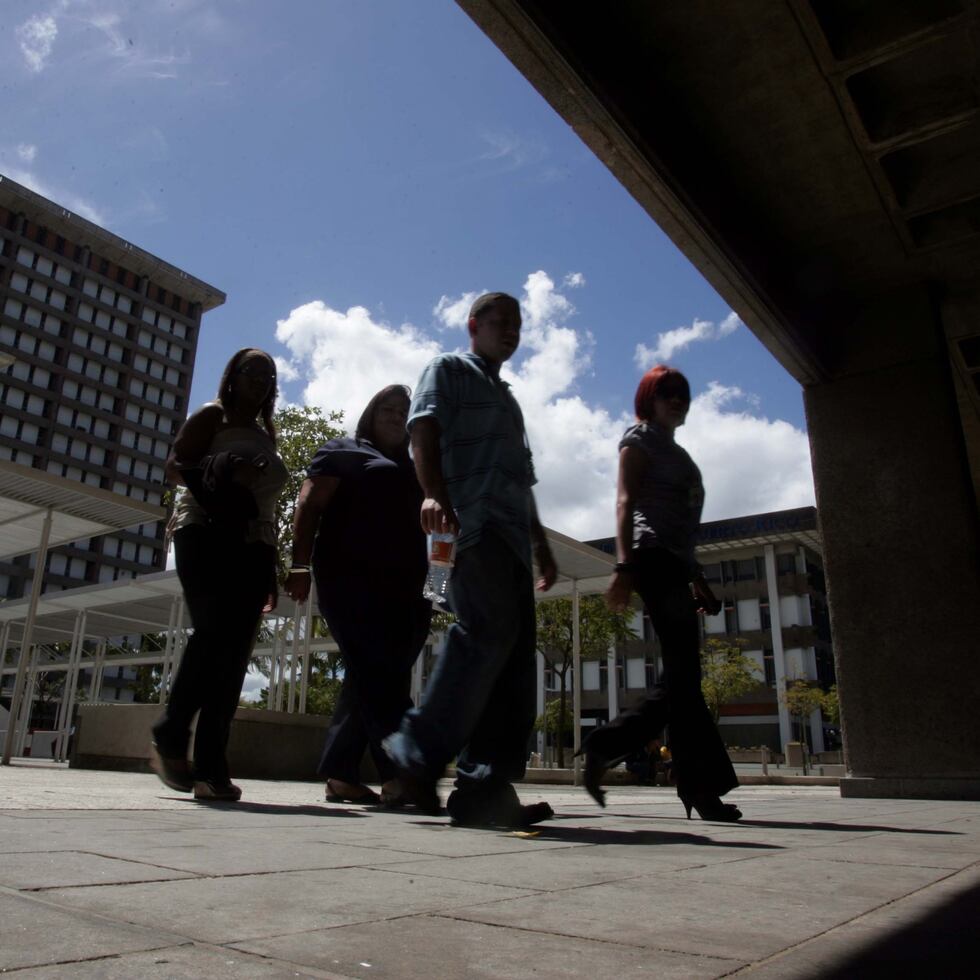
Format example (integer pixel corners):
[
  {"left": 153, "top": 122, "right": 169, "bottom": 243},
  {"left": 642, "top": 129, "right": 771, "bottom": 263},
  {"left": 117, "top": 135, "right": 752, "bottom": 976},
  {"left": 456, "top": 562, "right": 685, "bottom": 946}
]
[{"left": 577, "top": 365, "right": 741, "bottom": 821}]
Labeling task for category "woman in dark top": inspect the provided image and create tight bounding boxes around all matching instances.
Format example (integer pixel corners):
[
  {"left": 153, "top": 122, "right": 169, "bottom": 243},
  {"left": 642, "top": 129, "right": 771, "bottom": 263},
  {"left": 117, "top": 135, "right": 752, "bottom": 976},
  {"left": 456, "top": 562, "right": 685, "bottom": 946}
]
[
  {"left": 578, "top": 364, "right": 741, "bottom": 822},
  {"left": 286, "top": 385, "right": 432, "bottom": 805}
]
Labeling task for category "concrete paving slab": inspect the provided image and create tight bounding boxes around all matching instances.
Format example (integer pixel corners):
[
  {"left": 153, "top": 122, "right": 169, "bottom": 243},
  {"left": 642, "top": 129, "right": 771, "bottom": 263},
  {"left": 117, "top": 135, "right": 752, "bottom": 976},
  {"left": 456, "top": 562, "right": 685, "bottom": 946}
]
[
  {"left": 733, "top": 867, "right": 980, "bottom": 978},
  {"left": 233, "top": 913, "right": 741, "bottom": 979},
  {"left": 8, "top": 943, "right": 338, "bottom": 979},
  {"left": 666, "top": 849, "right": 949, "bottom": 903},
  {"left": 0, "top": 850, "right": 197, "bottom": 890},
  {"left": 0, "top": 890, "right": 174, "bottom": 973},
  {"left": 361, "top": 842, "right": 759, "bottom": 891},
  {"left": 38, "top": 866, "right": 541, "bottom": 945},
  {"left": 93, "top": 839, "right": 436, "bottom": 877},
  {"left": 2, "top": 768, "right": 978, "bottom": 978},
  {"left": 789, "top": 833, "right": 980, "bottom": 870},
  {"left": 448, "top": 874, "right": 924, "bottom": 963}
]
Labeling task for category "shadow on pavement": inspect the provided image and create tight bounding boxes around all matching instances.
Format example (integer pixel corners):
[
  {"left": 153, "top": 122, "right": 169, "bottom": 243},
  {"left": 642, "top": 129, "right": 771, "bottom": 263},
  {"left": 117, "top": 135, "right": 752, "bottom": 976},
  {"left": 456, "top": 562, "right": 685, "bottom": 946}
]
[
  {"left": 608, "top": 813, "right": 959, "bottom": 835},
  {"left": 512, "top": 825, "right": 784, "bottom": 848},
  {"left": 190, "top": 800, "right": 369, "bottom": 817},
  {"left": 816, "top": 879, "right": 980, "bottom": 978}
]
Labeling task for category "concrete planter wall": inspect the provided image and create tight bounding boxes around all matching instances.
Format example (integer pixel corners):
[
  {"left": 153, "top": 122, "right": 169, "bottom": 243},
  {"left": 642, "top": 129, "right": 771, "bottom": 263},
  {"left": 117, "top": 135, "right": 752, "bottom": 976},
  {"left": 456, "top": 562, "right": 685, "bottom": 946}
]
[{"left": 71, "top": 703, "right": 333, "bottom": 781}]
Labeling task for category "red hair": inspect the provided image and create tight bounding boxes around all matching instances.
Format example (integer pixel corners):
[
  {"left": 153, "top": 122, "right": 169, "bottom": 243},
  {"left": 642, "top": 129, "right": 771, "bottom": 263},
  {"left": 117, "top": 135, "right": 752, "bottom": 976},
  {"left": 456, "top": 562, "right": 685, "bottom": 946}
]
[{"left": 634, "top": 365, "right": 691, "bottom": 421}]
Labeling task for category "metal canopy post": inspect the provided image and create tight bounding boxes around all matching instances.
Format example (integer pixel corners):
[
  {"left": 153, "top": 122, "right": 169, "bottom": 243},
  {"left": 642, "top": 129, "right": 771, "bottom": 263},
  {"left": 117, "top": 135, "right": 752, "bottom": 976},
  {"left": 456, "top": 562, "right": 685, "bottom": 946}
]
[
  {"left": 288, "top": 602, "right": 301, "bottom": 714},
  {"left": 88, "top": 641, "right": 106, "bottom": 702},
  {"left": 2, "top": 506, "right": 53, "bottom": 765},
  {"left": 158, "top": 595, "right": 180, "bottom": 704},
  {"left": 54, "top": 610, "right": 84, "bottom": 761},
  {"left": 299, "top": 592, "right": 313, "bottom": 715},
  {"left": 15, "top": 645, "right": 41, "bottom": 756},
  {"left": 572, "top": 580, "right": 582, "bottom": 785}
]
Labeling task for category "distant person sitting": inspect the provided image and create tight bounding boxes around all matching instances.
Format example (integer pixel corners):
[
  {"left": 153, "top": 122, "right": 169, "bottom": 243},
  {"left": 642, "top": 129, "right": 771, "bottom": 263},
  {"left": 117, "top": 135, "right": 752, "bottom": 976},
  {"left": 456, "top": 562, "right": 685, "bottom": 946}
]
[{"left": 625, "top": 738, "right": 662, "bottom": 785}]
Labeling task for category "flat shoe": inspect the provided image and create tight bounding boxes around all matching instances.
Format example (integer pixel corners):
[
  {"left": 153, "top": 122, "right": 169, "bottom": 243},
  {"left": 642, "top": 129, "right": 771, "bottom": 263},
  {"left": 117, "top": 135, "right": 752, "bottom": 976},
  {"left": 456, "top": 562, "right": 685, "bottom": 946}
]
[
  {"left": 150, "top": 742, "right": 193, "bottom": 793},
  {"left": 193, "top": 779, "right": 242, "bottom": 802},
  {"left": 324, "top": 779, "right": 381, "bottom": 805}
]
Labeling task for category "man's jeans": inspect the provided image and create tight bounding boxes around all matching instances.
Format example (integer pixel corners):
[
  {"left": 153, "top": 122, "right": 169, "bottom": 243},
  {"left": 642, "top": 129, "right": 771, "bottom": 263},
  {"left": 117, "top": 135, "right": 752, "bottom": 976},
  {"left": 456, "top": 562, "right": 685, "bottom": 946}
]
[{"left": 385, "top": 530, "right": 536, "bottom": 796}]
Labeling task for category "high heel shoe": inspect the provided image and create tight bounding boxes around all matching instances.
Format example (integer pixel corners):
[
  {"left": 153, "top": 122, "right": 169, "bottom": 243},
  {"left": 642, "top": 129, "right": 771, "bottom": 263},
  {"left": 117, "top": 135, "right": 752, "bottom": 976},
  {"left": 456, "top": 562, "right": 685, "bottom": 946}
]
[
  {"left": 681, "top": 794, "right": 742, "bottom": 822},
  {"left": 573, "top": 745, "right": 612, "bottom": 808}
]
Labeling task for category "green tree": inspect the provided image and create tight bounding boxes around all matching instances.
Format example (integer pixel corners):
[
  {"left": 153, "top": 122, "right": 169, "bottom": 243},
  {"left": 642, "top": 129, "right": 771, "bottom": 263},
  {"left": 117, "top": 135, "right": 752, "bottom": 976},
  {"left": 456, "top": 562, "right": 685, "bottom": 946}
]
[
  {"left": 131, "top": 665, "right": 162, "bottom": 704},
  {"left": 700, "top": 638, "right": 764, "bottom": 725},
  {"left": 820, "top": 683, "right": 840, "bottom": 725},
  {"left": 782, "top": 679, "right": 825, "bottom": 749},
  {"left": 251, "top": 667, "right": 342, "bottom": 716},
  {"left": 534, "top": 697, "right": 573, "bottom": 740},
  {"left": 535, "top": 596, "right": 638, "bottom": 767},
  {"left": 272, "top": 404, "right": 345, "bottom": 582}
]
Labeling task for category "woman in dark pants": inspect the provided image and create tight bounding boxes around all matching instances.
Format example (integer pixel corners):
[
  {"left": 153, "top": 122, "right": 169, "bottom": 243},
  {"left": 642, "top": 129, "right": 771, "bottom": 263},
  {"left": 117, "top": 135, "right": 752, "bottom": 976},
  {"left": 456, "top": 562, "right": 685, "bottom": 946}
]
[
  {"left": 578, "top": 364, "right": 741, "bottom": 821},
  {"left": 286, "top": 385, "right": 431, "bottom": 805},
  {"left": 151, "top": 348, "right": 286, "bottom": 802}
]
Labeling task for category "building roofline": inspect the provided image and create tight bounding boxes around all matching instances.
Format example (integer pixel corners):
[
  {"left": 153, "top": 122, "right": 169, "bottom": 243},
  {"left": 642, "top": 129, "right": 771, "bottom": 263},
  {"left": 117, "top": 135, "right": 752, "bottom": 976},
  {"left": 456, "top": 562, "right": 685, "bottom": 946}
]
[{"left": 0, "top": 174, "right": 226, "bottom": 312}]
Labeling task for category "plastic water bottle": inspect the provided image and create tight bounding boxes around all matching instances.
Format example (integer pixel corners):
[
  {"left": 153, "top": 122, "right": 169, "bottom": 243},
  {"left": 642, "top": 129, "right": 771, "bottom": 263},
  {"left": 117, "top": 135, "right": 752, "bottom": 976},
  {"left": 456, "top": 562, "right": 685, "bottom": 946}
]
[{"left": 423, "top": 531, "right": 456, "bottom": 604}]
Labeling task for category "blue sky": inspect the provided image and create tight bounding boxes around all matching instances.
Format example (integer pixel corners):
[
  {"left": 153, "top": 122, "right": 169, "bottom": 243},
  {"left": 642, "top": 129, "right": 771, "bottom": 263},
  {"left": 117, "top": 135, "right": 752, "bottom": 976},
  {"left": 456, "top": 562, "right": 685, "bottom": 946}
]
[{"left": 3, "top": 0, "right": 814, "bottom": 537}]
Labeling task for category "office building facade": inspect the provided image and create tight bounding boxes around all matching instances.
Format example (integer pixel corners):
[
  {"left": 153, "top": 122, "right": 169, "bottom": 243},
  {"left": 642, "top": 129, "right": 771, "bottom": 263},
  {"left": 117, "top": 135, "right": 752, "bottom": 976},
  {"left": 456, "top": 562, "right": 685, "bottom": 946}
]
[{"left": 0, "top": 175, "right": 225, "bottom": 603}]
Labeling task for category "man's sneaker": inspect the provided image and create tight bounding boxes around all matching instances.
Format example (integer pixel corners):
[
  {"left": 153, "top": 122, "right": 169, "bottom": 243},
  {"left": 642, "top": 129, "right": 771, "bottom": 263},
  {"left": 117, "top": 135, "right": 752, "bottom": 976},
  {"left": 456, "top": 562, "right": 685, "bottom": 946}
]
[
  {"left": 193, "top": 779, "right": 242, "bottom": 802},
  {"left": 150, "top": 742, "right": 193, "bottom": 793}
]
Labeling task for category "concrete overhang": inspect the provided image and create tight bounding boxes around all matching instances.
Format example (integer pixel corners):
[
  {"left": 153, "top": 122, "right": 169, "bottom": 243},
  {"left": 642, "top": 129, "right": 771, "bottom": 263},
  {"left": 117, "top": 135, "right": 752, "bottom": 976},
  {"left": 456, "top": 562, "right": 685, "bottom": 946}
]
[
  {"left": 456, "top": 0, "right": 980, "bottom": 509},
  {"left": 456, "top": 1, "right": 980, "bottom": 377}
]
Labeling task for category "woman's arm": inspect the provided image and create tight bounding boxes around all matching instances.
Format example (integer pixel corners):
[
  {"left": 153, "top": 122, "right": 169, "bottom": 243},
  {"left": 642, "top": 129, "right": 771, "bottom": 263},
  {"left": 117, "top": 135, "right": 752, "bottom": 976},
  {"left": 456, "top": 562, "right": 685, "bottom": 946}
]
[
  {"left": 285, "top": 475, "right": 339, "bottom": 602},
  {"left": 691, "top": 572, "right": 722, "bottom": 616},
  {"left": 605, "top": 445, "right": 647, "bottom": 612},
  {"left": 164, "top": 402, "right": 224, "bottom": 486}
]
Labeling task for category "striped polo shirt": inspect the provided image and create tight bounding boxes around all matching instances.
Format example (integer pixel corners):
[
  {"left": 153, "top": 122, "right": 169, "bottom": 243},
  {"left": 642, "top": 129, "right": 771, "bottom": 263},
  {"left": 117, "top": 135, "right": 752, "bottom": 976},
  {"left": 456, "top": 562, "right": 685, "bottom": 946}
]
[{"left": 408, "top": 351, "right": 536, "bottom": 567}]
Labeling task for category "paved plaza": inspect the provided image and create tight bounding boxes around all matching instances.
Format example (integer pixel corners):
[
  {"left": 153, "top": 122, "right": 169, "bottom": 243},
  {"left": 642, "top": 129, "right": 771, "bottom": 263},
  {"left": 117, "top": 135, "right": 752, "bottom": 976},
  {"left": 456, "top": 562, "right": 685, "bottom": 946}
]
[{"left": 1, "top": 765, "right": 978, "bottom": 978}]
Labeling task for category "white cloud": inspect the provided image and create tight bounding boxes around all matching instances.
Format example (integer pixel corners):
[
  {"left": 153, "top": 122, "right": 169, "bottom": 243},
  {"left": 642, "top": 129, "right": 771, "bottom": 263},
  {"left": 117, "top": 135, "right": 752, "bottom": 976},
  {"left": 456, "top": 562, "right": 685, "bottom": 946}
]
[
  {"left": 274, "top": 276, "right": 812, "bottom": 541},
  {"left": 634, "top": 311, "right": 743, "bottom": 368},
  {"left": 433, "top": 291, "right": 481, "bottom": 331},
  {"left": 477, "top": 131, "right": 546, "bottom": 173},
  {"left": 717, "top": 310, "right": 740, "bottom": 336},
  {"left": 85, "top": 11, "right": 188, "bottom": 79},
  {"left": 16, "top": 144, "right": 37, "bottom": 163},
  {"left": 563, "top": 272, "right": 586, "bottom": 288},
  {"left": 17, "top": 15, "right": 58, "bottom": 73},
  {"left": 274, "top": 302, "right": 443, "bottom": 433},
  {"left": 272, "top": 356, "right": 299, "bottom": 383},
  {"left": 499, "top": 271, "right": 623, "bottom": 538},
  {"left": 679, "top": 383, "right": 814, "bottom": 521}
]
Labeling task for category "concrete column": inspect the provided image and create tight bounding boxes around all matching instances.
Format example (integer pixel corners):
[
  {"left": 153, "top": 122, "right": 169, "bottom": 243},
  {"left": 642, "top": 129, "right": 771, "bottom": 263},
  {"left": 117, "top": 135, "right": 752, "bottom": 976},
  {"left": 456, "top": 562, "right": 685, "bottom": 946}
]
[
  {"left": 2, "top": 507, "right": 53, "bottom": 765},
  {"left": 764, "top": 545, "right": 793, "bottom": 750},
  {"left": 805, "top": 356, "right": 980, "bottom": 799},
  {"left": 606, "top": 642, "right": 618, "bottom": 721},
  {"left": 535, "top": 650, "right": 545, "bottom": 759},
  {"left": 571, "top": 582, "right": 581, "bottom": 784}
]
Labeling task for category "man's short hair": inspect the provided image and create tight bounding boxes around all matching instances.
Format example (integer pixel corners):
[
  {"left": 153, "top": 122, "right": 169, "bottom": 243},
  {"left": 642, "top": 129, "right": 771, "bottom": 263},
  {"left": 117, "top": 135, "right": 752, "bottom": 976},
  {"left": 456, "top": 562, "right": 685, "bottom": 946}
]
[{"left": 468, "top": 292, "right": 520, "bottom": 321}]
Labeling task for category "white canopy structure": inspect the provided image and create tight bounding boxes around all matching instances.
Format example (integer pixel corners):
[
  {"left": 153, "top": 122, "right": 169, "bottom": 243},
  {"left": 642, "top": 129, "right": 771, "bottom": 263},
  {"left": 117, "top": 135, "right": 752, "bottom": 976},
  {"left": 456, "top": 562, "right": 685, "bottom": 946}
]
[
  {"left": 0, "top": 524, "right": 615, "bottom": 769},
  {"left": 0, "top": 460, "right": 164, "bottom": 764}
]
